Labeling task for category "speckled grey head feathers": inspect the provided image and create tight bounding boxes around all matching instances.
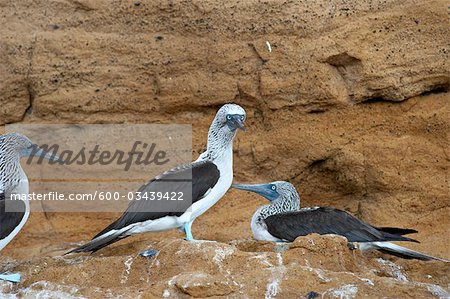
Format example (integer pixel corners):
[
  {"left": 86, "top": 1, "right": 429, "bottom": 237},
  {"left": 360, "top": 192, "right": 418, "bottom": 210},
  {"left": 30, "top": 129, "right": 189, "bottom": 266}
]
[
  {"left": 0, "top": 133, "right": 33, "bottom": 157},
  {"left": 0, "top": 133, "right": 34, "bottom": 193},
  {"left": 258, "top": 181, "right": 301, "bottom": 220},
  {"left": 270, "top": 181, "right": 300, "bottom": 210},
  {"left": 205, "top": 103, "right": 246, "bottom": 160},
  {"left": 214, "top": 104, "right": 246, "bottom": 122}
]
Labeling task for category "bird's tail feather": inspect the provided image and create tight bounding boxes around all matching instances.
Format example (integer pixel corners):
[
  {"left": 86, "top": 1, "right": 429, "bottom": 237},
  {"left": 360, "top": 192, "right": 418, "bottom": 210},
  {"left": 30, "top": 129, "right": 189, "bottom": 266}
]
[
  {"left": 375, "top": 226, "right": 418, "bottom": 236},
  {"left": 65, "top": 230, "right": 128, "bottom": 254},
  {"left": 363, "top": 242, "right": 449, "bottom": 262}
]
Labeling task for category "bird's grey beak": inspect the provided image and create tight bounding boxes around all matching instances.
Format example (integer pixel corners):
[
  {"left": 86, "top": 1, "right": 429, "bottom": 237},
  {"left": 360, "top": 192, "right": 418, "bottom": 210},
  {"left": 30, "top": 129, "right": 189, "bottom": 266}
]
[
  {"left": 232, "top": 183, "right": 278, "bottom": 201},
  {"left": 22, "top": 144, "right": 61, "bottom": 163},
  {"left": 227, "top": 115, "right": 246, "bottom": 132},
  {"left": 234, "top": 118, "right": 246, "bottom": 132}
]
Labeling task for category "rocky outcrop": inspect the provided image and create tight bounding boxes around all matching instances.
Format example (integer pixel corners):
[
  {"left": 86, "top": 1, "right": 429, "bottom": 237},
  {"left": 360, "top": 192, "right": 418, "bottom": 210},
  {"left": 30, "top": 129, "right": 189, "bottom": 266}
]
[
  {"left": 0, "top": 0, "right": 448, "bottom": 124},
  {"left": 1, "top": 236, "right": 449, "bottom": 298}
]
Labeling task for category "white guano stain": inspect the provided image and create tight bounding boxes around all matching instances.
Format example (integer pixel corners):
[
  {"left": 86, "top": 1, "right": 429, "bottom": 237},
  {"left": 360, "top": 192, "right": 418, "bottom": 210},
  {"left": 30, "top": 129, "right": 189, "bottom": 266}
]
[
  {"left": 162, "top": 274, "right": 181, "bottom": 298},
  {"left": 377, "top": 258, "right": 408, "bottom": 282},
  {"left": 120, "top": 256, "right": 134, "bottom": 284},
  {"left": 425, "top": 284, "right": 450, "bottom": 298},
  {"left": 325, "top": 284, "right": 358, "bottom": 299},
  {"left": 213, "top": 246, "right": 235, "bottom": 266},
  {"left": 303, "top": 259, "right": 332, "bottom": 283},
  {"left": 266, "top": 41, "right": 272, "bottom": 53},
  {"left": 264, "top": 252, "right": 286, "bottom": 299},
  {"left": 13, "top": 281, "right": 84, "bottom": 299}
]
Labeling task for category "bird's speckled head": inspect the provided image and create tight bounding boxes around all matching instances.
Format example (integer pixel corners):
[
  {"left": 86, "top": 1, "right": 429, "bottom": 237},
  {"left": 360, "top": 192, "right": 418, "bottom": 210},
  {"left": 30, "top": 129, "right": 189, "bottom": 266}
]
[
  {"left": 270, "top": 181, "right": 300, "bottom": 202},
  {"left": 1, "top": 133, "right": 60, "bottom": 194},
  {"left": 213, "top": 103, "right": 246, "bottom": 132},
  {"left": 205, "top": 103, "right": 246, "bottom": 159},
  {"left": 0, "top": 133, "right": 60, "bottom": 162},
  {"left": 1, "top": 134, "right": 34, "bottom": 185},
  {"left": 0, "top": 133, "right": 33, "bottom": 156},
  {"left": 232, "top": 181, "right": 300, "bottom": 212}
]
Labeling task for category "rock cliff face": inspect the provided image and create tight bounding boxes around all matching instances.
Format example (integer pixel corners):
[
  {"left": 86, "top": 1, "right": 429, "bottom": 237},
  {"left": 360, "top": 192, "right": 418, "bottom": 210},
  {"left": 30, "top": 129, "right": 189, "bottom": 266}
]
[
  {"left": 0, "top": 0, "right": 449, "bottom": 297},
  {"left": 2, "top": 236, "right": 449, "bottom": 298}
]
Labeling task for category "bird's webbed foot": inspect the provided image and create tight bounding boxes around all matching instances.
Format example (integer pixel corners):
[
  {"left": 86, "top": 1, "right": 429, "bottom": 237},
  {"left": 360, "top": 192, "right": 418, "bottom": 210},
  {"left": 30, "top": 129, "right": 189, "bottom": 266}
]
[{"left": 0, "top": 272, "right": 21, "bottom": 283}]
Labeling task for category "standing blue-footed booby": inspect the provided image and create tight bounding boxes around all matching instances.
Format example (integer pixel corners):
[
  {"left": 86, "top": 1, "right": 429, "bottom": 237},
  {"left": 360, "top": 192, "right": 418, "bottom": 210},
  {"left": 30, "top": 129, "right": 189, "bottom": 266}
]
[
  {"left": 233, "top": 181, "right": 449, "bottom": 261},
  {"left": 68, "top": 103, "right": 246, "bottom": 254},
  {"left": 1, "top": 133, "right": 60, "bottom": 282}
]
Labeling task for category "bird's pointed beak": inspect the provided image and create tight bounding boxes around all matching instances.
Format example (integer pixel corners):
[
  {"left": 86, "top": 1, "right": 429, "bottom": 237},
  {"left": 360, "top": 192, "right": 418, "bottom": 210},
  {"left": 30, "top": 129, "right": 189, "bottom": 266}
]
[
  {"left": 228, "top": 115, "right": 246, "bottom": 132},
  {"left": 22, "top": 144, "right": 62, "bottom": 163},
  {"left": 234, "top": 118, "right": 246, "bottom": 132},
  {"left": 232, "top": 183, "right": 278, "bottom": 201}
]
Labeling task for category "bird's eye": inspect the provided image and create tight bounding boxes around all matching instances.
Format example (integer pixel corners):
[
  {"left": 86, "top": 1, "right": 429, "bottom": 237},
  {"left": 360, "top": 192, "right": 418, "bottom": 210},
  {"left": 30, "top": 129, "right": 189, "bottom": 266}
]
[
  {"left": 240, "top": 115, "right": 245, "bottom": 120},
  {"left": 227, "top": 115, "right": 231, "bottom": 120},
  {"left": 271, "top": 185, "right": 276, "bottom": 190}
]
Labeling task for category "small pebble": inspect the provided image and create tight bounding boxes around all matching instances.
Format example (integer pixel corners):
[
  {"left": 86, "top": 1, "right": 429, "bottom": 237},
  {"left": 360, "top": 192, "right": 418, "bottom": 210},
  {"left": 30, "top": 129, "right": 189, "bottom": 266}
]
[
  {"left": 140, "top": 249, "right": 159, "bottom": 258},
  {"left": 306, "top": 291, "right": 320, "bottom": 299}
]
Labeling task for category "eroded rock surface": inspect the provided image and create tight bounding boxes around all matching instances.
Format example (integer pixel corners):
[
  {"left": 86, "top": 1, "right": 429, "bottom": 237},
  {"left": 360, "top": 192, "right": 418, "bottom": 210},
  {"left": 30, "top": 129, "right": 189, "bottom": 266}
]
[
  {"left": 1, "top": 236, "right": 449, "bottom": 298},
  {"left": 0, "top": 0, "right": 448, "bottom": 124}
]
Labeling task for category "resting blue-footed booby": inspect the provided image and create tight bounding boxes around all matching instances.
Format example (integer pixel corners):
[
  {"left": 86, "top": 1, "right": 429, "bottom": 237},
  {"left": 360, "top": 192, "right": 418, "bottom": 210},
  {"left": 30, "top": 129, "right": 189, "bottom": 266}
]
[
  {"left": 233, "top": 181, "right": 448, "bottom": 261},
  {"left": 68, "top": 103, "right": 246, "bottom": 254},
  {"left": 1, "top": 133, "right": 60, "bottom": 282}
]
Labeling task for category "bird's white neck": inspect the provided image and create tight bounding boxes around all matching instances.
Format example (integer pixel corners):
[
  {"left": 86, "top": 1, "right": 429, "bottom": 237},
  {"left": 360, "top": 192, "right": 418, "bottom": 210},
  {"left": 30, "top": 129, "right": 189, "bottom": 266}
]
[
  {"left": 251, "top": 196, "right": 300, "bottom": 228},
  {"left": 1, "top": 156, "right": 26, "bottom": 194},
  {"left": 204, "top": 119, "right": 236, "bottom": 162},
  {"left": 251, "top": 206, "right": 282, "bottom": 242}
]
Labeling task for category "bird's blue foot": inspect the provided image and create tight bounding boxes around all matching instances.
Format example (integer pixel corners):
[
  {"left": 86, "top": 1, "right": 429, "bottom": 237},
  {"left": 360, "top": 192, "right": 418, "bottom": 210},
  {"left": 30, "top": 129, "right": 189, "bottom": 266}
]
[
  {"left": 0, "top": 273, "right": 21, "bottom": 283},
  {"left": 183, "top": 222, "right": 195, "bottom": 241},
  {"left": 181, "top": 221, "right": 216, "bottom": 242},
  {"left": 139, "top": 249, "right": 159, "bottom": 258}
]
